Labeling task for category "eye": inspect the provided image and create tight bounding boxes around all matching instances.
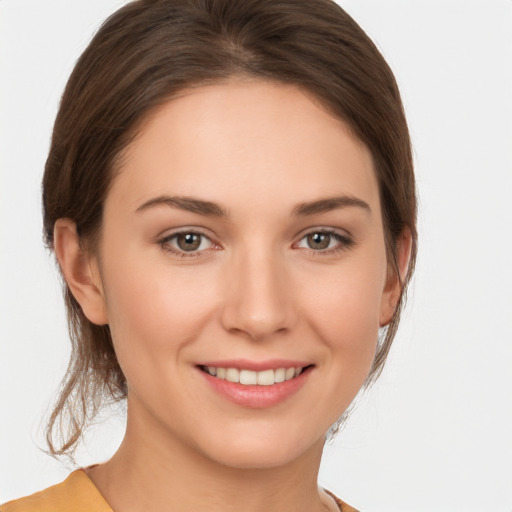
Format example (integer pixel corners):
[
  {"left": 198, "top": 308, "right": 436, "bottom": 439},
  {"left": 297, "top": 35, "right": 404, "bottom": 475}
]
[
  {"left": 161, "top": 231, "right": 216, "bottom": 255},
  {"left": 295, "top": 230, "right": 353, "bottom": 252}
]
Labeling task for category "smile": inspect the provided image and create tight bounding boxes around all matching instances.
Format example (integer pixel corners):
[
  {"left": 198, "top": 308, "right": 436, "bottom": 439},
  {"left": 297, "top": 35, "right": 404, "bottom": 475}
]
[{"left": 199, "top": 365, "right": 306, "bottom": 386}]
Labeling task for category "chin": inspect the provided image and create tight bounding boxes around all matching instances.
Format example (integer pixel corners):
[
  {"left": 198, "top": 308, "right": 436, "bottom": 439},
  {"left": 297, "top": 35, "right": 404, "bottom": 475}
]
[{"left": 189, "top": 419, "right": 326, "bottom": 471}]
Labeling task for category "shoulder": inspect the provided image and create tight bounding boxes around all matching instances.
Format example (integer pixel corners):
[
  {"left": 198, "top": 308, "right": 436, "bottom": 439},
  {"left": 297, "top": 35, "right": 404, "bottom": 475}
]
[
  {"left": 324, "top": 489, "right": 360, "bottom": 512},
  {"left": 1, "top": 470, "right": 112, "bottom": 512}
]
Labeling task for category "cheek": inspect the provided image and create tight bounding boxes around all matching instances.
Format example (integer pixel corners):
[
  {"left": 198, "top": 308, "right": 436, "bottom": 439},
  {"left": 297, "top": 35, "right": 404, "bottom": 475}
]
[
  {"left": 100, "top": 254, "right": 218, "bottom": 383},
  {"left": 298, "top": 254, "right": 386, "bottom": 366}
]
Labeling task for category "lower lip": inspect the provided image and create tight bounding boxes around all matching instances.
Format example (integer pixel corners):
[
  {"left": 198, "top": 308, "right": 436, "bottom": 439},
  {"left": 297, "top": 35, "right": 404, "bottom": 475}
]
[{"left": 198, "top": 367, "right": 313, "bottom": 409}]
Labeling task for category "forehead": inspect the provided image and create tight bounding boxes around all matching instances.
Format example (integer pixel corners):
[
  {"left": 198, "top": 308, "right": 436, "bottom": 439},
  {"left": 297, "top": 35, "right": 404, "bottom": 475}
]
[{"left": 107, "top": 79, "right": 380, "bottom": 216}]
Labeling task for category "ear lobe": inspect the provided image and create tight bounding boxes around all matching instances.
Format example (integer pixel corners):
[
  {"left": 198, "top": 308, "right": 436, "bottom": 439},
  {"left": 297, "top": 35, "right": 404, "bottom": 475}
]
[
  {"left": 379, "top": 228, "right": 413, "bottom": 327},
  {"left": 53, "top": 219, "right": 108, "bottom": 325}
]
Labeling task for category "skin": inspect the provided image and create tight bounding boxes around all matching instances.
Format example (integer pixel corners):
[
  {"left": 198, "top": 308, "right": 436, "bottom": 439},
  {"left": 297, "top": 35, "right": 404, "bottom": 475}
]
[{"left": 54, "top": 79, "right": 410, "bottom": 512}]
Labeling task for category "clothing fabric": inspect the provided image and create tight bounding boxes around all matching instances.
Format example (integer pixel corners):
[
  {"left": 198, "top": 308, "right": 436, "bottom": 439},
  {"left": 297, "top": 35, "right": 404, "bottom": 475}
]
[
  {"left": 0, "top": 471, "right": 111, "bottom": 512},
  {"left": 1, "top": 470, "right": 359, "bottom": 512},
  {"left": 324, "top": 489, "right": 360, "bottom": 512}
]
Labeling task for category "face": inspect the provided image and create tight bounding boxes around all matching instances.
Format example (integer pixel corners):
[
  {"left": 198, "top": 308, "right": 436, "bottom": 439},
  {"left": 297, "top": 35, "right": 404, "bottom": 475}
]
[{"left": 88, "top": 79, "right": 396, "bottom": 469}]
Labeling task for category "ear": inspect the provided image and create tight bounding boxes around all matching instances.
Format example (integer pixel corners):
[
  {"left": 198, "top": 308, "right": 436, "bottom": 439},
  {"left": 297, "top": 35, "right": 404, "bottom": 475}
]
[
  {"left": 53, "top": 219, "right": 108, "bottom": 325},
  {"left": 379, "top": 228, "right": 413, "bottom": 327}
]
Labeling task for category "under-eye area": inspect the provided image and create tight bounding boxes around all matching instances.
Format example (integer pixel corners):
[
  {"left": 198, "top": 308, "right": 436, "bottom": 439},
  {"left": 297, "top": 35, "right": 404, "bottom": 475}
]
[{"left": 198, "top": 365, "right": 315, "bottom": 386}]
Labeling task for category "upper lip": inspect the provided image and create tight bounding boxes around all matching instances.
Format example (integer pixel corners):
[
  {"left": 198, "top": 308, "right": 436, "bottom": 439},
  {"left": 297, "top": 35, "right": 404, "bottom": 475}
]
[{"left": 196, "top": 359, "right": 312, "bottom": 371}]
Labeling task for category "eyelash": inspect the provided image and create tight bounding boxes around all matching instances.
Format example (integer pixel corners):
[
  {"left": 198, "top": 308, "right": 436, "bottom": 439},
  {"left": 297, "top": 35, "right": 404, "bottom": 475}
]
[
  {"left": 158, "top": 228, "right": 354, "bottom": 258},
  {"left": 159, "top": 230, "right": 218, "bottom": 258},
  {"left": 295, "top": 229, "right": 355, "bottom": 255}
]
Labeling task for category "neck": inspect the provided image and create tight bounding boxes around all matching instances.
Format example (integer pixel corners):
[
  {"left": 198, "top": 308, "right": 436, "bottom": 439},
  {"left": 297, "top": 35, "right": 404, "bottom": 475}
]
[{"left": 87, "top": 400, "right": 333, "bottom": 512}]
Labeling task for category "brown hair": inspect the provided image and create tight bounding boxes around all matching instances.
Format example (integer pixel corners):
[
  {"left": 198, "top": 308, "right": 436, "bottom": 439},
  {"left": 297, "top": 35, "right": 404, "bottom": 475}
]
[{"left": 43, "top": 0, "right": 417, "bottom": 456}]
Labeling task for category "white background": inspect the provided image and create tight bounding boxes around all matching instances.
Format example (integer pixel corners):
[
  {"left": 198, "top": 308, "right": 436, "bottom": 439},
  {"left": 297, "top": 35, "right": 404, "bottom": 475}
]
[{"left": 1, "top": 1, "right": 511, "bottom": 510}]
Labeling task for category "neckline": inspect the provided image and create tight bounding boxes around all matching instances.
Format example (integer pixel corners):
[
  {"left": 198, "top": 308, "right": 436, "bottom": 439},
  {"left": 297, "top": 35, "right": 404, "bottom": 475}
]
[
  {"left": 72, "top": 469, "right": 114, "bottom": 511},
  {"left": 75, "top": 468, "right": 351, "bottom": 512}
]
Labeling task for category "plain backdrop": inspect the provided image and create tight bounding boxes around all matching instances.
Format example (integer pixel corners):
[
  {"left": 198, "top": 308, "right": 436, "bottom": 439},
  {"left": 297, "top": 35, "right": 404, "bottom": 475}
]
[{"left": 1, "top": 1, "right": 511, "bottom": 511}]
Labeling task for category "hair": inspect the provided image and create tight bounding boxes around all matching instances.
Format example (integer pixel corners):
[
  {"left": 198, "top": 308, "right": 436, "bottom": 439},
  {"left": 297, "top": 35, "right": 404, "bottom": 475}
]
[{"left": 42, "top": 0, "right": 417, "bottom": 457}]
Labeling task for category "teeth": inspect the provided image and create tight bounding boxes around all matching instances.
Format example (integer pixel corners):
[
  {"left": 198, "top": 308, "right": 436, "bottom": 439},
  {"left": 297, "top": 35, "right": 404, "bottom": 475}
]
[
  {"left": 274, "top": 368, "right": 286, "bottom": 383},
  {"left": 240, "top": 369, "right": 257, "bottom": 385},
  {"left": 256, "top": 369, "right": 274, "bottom": 386},
  {"left": 204, "top": 365, "right": 306, "bottom": 385},
  {"left": 225, "top": 368, "right": 240, "bottom": 383}
]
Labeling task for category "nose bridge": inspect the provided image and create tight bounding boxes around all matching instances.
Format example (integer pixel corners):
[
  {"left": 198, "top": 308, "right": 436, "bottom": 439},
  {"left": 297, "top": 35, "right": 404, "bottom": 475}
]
[{"left": 221, "top": 241, "right": 295, "bottom": 340}]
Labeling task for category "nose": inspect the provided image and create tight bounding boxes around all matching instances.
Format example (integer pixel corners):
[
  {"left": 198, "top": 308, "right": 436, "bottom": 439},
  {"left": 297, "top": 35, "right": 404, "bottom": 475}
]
[{"left": 220, "top": 247, "right": 297, "bottom": 341}]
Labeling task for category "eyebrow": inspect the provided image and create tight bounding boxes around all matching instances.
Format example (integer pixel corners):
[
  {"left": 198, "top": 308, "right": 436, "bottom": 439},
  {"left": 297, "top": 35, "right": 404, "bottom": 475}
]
[
  {"left": 135, "top": 194, "right": 371, "bottom": 218},
  {"left": 292, "top": 196, "right": 371, "bottom": 216},
  {"left": 136, "top": 195, "right": 228, "bottom": 217}
]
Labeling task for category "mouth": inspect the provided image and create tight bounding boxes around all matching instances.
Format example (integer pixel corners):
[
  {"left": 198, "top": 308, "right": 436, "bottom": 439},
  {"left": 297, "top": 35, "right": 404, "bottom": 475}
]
[
  {"left": 197, "top": 361, "right": 315, "bottom": 408},
  {"left": 198, "top": 364, "right": 314, "bottom": 386}
]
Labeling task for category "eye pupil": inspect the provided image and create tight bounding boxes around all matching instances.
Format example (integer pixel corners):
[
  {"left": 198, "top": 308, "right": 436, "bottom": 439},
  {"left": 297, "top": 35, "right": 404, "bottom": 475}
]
[
  {"left": 307, "top": 232, "right": 330, "bottom": 250},
  {"left": 177, "top": 233, "right": 201, "bottom": 251}
]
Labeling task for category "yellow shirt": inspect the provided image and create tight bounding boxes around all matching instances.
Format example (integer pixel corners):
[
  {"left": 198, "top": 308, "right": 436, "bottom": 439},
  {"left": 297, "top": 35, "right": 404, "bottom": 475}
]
[
  {"left": 1, "top": 470, "right": 359, "bottom": 512},
  {"left": 1, "top": 471, "right": 111, "bottom": 512}
]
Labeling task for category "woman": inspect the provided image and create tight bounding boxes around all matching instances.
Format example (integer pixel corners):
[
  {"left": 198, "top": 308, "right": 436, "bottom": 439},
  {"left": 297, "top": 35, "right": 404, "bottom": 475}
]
[{"left": 2, "top": 0, "right": 416, "bottom": 510}]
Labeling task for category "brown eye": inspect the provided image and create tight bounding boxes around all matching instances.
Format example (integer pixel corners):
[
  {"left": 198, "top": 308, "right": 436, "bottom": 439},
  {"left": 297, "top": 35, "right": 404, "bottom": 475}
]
[
  {"left": 176, "top": 233, "right": 202, "bottom": 251},
  {"left": 295, "top": 230, "right": 353, "bottom": 253},
  {"left": 162, "top": 231, "right": 215, "bottom": 255},
  {"left": 306, "top": 232, "right": 331, "bottom": 250}
]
